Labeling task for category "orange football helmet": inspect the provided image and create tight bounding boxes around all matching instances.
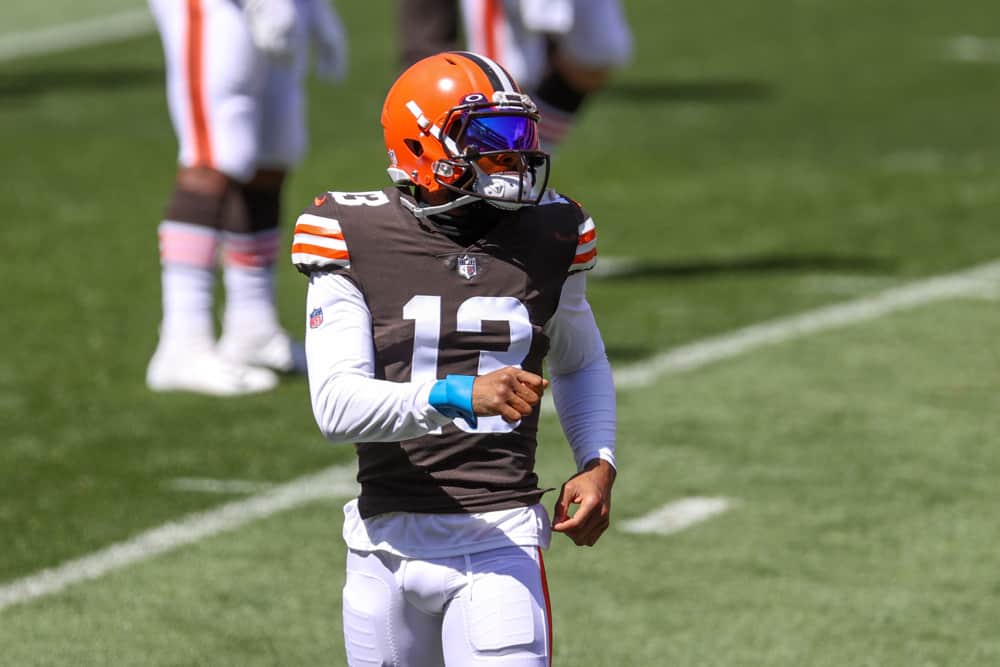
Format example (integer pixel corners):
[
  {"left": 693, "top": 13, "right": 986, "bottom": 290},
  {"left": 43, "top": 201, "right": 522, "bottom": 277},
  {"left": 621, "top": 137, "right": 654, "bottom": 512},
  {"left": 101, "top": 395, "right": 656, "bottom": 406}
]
[{"left": 381, "top": 51, "right": 550, "bottom": 216}]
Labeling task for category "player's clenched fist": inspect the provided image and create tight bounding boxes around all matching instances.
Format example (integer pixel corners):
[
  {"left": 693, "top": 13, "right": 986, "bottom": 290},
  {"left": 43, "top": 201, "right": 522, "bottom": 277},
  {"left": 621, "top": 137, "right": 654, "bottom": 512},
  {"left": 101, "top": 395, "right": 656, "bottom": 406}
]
[{"left": 472, "top": 367, "right": 549, "bottom": 422}]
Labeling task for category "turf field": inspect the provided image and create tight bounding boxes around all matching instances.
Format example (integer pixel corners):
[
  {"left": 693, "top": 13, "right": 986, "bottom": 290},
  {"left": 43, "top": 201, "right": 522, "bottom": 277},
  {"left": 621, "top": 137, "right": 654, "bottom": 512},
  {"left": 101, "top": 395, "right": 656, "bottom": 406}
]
[{"left": 2, "top": 1, "right": 1000, "bottom": 665}]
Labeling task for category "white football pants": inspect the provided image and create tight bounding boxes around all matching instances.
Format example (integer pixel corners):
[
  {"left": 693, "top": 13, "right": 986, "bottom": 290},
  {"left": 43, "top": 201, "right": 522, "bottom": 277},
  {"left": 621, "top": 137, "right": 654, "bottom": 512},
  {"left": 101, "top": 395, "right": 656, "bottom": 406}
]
[
  {"left": 460, "top": 0, "right": 634, "bottom": 90},
  {"left": 148, "top": 0, "right": 309, "bottom": 182},
  {"left": 342, "top": 545, "right": 553, "bottom": 666}
]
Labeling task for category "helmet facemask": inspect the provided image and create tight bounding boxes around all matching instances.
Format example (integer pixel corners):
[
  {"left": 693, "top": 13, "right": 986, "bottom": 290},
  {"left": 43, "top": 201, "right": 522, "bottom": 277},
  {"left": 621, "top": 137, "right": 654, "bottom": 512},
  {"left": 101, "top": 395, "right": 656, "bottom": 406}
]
[{"left": 434, "top": 93, "right": 551, "bottom": 211}]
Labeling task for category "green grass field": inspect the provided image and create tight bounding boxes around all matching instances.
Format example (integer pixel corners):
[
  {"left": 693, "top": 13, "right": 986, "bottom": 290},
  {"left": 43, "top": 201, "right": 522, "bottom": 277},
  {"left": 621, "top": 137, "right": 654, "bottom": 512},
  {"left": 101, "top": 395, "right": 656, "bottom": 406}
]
[{"left": 2, "top": 1, "right": 1000, "bottom": 665}]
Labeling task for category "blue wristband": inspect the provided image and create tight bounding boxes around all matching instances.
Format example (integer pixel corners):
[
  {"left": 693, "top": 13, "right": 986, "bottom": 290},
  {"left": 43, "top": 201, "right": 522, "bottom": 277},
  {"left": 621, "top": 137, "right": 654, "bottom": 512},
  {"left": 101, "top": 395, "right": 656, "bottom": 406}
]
[{"left": 428, "top": 374, "right": 478, "bottom": 429}]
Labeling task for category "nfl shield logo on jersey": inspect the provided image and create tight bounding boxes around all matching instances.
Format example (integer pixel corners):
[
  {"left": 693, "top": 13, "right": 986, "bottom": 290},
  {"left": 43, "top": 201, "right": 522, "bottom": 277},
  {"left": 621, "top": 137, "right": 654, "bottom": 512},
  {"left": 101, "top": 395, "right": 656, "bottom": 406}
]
[
  {"left": 309, "top": 307, "right": 324, "bottom": 329},
  {"left": 456, "top": 255, "right": 479, "bottom": 280}
]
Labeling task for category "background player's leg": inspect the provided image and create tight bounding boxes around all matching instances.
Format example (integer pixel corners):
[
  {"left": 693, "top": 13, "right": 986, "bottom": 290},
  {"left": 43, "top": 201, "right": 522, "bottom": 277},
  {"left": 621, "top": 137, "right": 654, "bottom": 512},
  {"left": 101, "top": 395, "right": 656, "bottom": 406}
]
[
  {"left": 216, "top": 23, "right": 309, "bottom": 375},
  {"left": 147, "top": 0, "right": 276, "bottom": 395},
  {"left": 155, "top": 167, "right": 224, "bottom": 356},
  {"left": 218, "top": 168, "right": 306, "bottom": 373},
  {"left": 532, "top": 49, "right": 607, "bottom": 153},
  {"left": 535, "top": 0, "right": 633, "bottom": 153},
  {"left": 147, "top": 167, "right": 277, "bottom": 395},
  {"left": 459, "top": 0, "right": 545, "bottom": 90}
]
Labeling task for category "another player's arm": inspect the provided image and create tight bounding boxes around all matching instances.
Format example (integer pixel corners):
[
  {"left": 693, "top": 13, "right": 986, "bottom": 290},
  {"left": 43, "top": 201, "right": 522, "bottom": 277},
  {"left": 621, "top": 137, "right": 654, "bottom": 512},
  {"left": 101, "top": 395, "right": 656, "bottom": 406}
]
[{"left": 544, "top": 214, "right": 617, "bottom": 547}]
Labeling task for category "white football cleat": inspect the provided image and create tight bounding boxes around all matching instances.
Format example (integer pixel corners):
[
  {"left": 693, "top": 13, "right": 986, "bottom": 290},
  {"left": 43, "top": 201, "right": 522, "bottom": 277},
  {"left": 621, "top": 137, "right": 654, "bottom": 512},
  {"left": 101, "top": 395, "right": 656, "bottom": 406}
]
[
  {"left": 217, "top": 329, "right": 307, "bottom": 374},
  {"left": 146, "top": 347, "right": 279, "bottom": 396}
]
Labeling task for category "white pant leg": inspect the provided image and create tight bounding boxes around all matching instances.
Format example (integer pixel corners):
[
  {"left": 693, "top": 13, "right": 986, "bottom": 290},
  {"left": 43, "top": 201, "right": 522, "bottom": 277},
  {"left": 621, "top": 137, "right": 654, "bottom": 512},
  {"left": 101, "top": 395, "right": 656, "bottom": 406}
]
[
  {"left": 343, "top": 546, "right": 551, "bottom": 666},
  {"left": 149, "top": 0, "right": 262, "bottom": 182},
  {"left": 459, "top": 0, "right": 547, "bottom": 89},
  {"left": 256, "top": 0, "right": 310, "bottom": 170},
  {"left": 440, "top": 546, "right": 551, "bottom": 666},
  {"left": 256, "top": 61, "right": 307, "bottom": 169},
  {"left": 459, "top": 0, "right": 632, "bottom": 87},
  {"left": 559, "top": 0, "right": 634, "bottom": 69},
  {"left": 343, "top": 550, "right": 445, "bottom": 667}
]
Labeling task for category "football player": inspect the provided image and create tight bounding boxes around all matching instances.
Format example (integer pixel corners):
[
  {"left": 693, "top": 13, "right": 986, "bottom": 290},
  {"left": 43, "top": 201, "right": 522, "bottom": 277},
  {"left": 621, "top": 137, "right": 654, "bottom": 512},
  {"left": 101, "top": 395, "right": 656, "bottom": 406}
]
[
  {"left": 460, "top": 0, "right": 633, "bottom": 152},
  {"left": 293, "top": 51, "right": 617, "bottom": 665},
  {"left": 145, "top": 0, "right": 347, "bottom": 395}
]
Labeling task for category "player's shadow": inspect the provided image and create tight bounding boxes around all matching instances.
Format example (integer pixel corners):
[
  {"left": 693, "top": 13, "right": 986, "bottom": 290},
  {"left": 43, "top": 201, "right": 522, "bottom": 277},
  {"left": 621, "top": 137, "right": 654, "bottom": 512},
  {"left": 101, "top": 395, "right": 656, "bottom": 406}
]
[
  {"left": 604, "top": 79, "right": 775, "bottom": 104},
  {"left": 591, "top": 253, "right": 894, "bottom": 282},
  {"left": 0, "top": 65, "right": 162, "bottom": 101}
]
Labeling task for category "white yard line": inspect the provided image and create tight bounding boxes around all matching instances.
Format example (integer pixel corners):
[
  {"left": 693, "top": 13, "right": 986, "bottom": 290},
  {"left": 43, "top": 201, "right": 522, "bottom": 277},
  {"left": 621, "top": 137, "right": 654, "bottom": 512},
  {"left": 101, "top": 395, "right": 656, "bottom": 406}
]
[
  {"left": 945, "top": 35, "right": 1000, "bottom": 64},
  {"left": 3, "top": 259, "right": 1000, "bottom": 612},
  {"left": 0, "top": 465, "right": 357, "bottom": 612},
  {"left": 164, "top": 478, "right": 277, "bottom": 495},
  {"left": 0, "top": 9, "right": 154, "bottom": 63},
  {"left": 621, "top": 497, "right": 733, "bottom": 536},
  {"left": 880, "top": 150, "right": 946, "bottom": 173},
  {"left": 541, "top": 259, "right": 1000, "bottom": 416},
  {"left": 611, "top": 260, "right": 1000, "bottom": 388}
]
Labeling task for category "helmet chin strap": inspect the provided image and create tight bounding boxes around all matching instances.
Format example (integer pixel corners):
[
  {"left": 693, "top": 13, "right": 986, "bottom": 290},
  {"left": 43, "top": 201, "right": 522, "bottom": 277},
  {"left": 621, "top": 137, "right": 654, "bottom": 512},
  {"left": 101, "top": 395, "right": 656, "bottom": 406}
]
[{"left": 400, "top": 192, "right": 480, "bottom": 219}]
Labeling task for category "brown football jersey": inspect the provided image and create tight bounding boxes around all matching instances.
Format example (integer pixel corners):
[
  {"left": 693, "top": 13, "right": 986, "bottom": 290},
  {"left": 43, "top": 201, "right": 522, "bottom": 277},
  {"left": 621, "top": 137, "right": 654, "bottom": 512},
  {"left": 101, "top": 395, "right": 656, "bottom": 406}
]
[{"left": 294, "top": 187, "right": 595, "bottom": 517}]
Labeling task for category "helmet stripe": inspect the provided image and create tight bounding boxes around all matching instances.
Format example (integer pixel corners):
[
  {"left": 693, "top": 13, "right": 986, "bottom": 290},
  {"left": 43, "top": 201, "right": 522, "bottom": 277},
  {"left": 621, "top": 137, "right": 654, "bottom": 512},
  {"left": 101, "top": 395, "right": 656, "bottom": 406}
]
[
  {"left": 453, "top": 50, "right": 517, "bottom": 93},
  {"left": 405, "top": 100, "right": 432, "bottom": 130},
  {"left": 405, "top": 99, "right": 460, "bottom": 153}
]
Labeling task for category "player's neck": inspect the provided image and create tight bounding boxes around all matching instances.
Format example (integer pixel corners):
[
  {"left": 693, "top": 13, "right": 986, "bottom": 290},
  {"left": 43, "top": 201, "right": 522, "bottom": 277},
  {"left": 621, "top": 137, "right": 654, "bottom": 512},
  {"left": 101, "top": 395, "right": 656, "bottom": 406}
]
[
  {"left": 430, "top": 205, "right": 502, "bottom": 245},
  {"left": 415, "top": 188, "right": 504, "bottom": 245}
]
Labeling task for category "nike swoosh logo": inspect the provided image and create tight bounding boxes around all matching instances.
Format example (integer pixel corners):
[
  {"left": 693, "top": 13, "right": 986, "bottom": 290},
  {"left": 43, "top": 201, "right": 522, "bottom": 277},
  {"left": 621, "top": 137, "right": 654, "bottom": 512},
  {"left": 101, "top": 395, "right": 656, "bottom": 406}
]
[{"left": 313, "top": 194, "right": 328, "bottom": 207}]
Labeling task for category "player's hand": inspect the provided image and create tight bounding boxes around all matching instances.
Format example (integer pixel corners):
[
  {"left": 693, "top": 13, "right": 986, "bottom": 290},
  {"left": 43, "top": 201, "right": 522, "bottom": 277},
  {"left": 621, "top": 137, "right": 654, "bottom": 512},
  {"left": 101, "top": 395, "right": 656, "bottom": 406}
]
[
  {"left": 553, "top": 459, "right": 615, "bottom": 546},
  {"left": 243, "top": 0, "right": 297, "bottom": 62},
  {"left": 307, "top": 0, "right": 348, "bottom": 82},
  {"left": 471, "top": 367, "right": 548, "bottom": 423}
]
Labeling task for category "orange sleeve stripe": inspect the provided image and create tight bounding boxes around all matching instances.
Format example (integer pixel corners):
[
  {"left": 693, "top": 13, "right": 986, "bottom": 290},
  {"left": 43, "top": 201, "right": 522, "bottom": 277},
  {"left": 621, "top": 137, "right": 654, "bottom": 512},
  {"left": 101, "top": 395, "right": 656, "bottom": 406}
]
[
  {"left": 291, "top": 243, "right": 350, "bottom": 260},
  {"left": 578, "top": 228, "right": 596, "bottom": 245},
  {"left": 294, "top": 223, "right": 345, "bottom": 240},
  {"left": 573, "top": 248, "right": 597, "bottom": 265}
]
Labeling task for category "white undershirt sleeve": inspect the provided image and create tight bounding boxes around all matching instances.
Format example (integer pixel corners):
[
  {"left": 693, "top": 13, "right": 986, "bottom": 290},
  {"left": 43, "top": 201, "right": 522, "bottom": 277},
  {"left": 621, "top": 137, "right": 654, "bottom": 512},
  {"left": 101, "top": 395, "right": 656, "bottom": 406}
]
[
  {"left": 305, "top": 272, "right": 454, "bottom": 443},
  {"left": 543, "top": 272, "right": 617, "bottom": 471}
]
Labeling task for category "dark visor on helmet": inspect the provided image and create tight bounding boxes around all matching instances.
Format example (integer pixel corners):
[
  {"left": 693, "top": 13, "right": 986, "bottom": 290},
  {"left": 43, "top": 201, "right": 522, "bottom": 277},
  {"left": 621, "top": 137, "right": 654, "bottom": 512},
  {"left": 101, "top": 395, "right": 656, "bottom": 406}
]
[{"left": 459, "top": 114, "right": 539, "bottom": 153}]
